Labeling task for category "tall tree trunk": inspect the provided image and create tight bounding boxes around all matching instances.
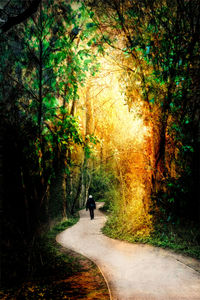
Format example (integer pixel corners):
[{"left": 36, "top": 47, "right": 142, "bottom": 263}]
[
  {"left": 71, "top": 171, "right": 82, "bottom": 214},
  {"left": 20, "top": 168, "right": 31, "bottom": 236},
  {"left": 152, "top": 81, "right": 173, "bottom": 194},
  {"left": 79, "top": 153, "right": 87, "bottom": 208},
  {"left": 38, "top": 3, "right": 43, "bottom": 138},
  {"left": 79, "top": 85, "right": 93, "bottom": 207},
  {"left": 60, "top": 154, "right": 67, "bottom": 218}
]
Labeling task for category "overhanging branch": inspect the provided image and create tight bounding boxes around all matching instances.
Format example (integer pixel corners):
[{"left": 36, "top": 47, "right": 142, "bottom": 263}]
[{"left": 0, "top": 0, "right": 41, "bottom": 33}]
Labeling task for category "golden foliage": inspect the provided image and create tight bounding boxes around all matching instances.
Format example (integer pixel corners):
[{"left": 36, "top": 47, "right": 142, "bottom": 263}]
[{"left": 77, "top": 55, "right": 154, "bottom": 237}]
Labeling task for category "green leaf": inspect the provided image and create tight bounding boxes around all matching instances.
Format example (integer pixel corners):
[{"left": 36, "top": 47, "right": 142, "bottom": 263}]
[
  {"left": 149, "top": 98, "right": 155, "bottom": 104},
  {"left": 168, "top": 198, "right": 174, "bottom": 203}
]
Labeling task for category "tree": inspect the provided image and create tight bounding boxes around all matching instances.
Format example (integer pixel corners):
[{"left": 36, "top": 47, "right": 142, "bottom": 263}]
[
  {"left": 1, "top": 0, "right": 102, "bottom": 283},
  {"left": 88, "top": 0, "right": 200, "bottom": 223}
]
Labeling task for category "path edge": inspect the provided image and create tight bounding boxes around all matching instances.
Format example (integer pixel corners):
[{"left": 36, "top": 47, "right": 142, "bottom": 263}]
[
  {"left": 89, "top": 258, "right": 113, "bottom": 300},
  {"left": 56, "top": 233, "right": 113, "bottom": 300}
]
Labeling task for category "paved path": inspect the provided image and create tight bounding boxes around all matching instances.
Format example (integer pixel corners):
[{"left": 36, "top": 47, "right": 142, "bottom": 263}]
[{"left": 56, "top": 202, "right": 200, "bottom": 300}]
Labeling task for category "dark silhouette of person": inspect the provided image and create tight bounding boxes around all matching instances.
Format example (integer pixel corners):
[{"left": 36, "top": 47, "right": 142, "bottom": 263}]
[{"left": 86, "top": 195, "right": 96, "bottom": 220}]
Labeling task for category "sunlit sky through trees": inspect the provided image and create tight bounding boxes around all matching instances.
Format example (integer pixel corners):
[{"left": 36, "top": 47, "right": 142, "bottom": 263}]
[{"left": 77, "top": 51, "right": 153, "bottom": 236}]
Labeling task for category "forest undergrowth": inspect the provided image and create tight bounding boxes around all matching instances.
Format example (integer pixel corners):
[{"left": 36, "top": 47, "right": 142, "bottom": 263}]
[
  {"left": 90, "top": 168, "right": 200, "bottom": 260},
  {"left": 102, "top": 200, "right": 200, "bottom": 260},
  {"left": 0, "top": 218, "right": 109, "bottom": 300}
]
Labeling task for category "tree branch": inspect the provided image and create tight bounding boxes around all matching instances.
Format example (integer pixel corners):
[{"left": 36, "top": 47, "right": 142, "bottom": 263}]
[{"left": 0, "top": 0, "right": 41, "bottom": 33}]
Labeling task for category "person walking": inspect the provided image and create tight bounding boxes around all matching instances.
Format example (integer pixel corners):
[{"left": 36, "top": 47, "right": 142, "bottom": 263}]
[{"left": 86, "top": 195, "right": 96, "bottom": 220}]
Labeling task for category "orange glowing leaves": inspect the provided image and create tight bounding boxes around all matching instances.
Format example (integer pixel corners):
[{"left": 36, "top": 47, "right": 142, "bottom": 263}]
[{"left": 77, "top": 55, "right": 153, "bottom": 236}]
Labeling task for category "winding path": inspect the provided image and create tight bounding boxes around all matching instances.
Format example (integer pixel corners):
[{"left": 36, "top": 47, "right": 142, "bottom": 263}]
[{"left": 56, "top": 202, "right": 200, "bottom": 300}]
